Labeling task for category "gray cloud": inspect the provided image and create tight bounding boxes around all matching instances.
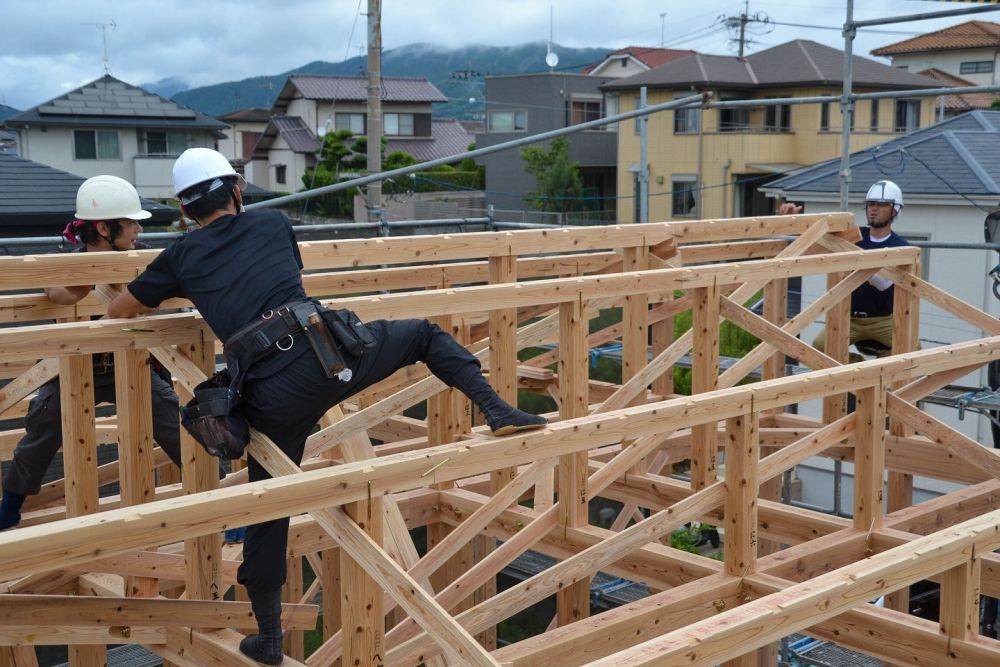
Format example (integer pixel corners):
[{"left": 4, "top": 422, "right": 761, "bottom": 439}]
[{"left": 0, "top": 0, "right": 988, "bottom": 110}]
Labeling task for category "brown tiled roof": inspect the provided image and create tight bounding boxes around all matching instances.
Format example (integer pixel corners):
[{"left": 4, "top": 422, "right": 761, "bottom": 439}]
[
  {"left": 255, "top": 115, "right": 320, "bottom": 154},
  {"left": 582, "top": 46, "right": 695, "bottom": 73},
  {"left": 387, "top": 120, "right": 473, "bottom": 163},
  {"left": 872, "top": 20, "right": 1000, "bottom": 56},
  {"left": 602, "top": 40, "right": 945, "bottom": 91},
  {"left": 917, "top": 68, "right": 999, "bottom": 111},
  {"left": 286, "top": 75, "right": 447, "bottom": 103},
  {"left": 218, "top": 107, "right": 272, "bottom": 123}
]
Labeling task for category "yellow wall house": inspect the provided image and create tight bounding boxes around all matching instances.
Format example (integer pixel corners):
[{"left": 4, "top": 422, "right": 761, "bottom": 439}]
[{"left": 602, "top": 40, "right": 944, "bottom": 223}]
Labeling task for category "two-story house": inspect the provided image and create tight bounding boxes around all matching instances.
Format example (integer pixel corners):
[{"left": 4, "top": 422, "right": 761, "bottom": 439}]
[
  {"left": 5, "top": 75, "right": 229, "bottom": 198},
  {"left": 475, "top": 72, "right": 619, "bottom": 221},
  {"left": 872, "top": 20, "right": 1000, "bottom": 86},
  {"left": 216, "top": 107, "right": 271, "bottom": 183},
  {"left": 583, "top": 46, "right": 695, "bottom": 78},
  {"left": 601, "top": 40, "right": 945, "bottom": 223},
  {"left": 250, "top": 74, "right": 472, "bottom": 194}
]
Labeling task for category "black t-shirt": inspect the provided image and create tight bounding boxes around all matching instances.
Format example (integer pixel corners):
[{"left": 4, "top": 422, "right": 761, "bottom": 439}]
[
  {"left": 127, "top": 209, "right": 306, "bottom": 342},
  {"left": 850, "top": 226, "right": 910, "bottom": 317}
]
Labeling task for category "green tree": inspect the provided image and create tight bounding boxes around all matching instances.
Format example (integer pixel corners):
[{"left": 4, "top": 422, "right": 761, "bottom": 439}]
[{"left": 520, "top": 137, "right": 584, "bottom": 213}]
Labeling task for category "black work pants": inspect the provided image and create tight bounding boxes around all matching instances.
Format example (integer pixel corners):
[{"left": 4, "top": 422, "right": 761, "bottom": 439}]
[
  {"left": 236, "top": 318, "right": 481, "bottom": 593},
  {"left": 3, "top": 369, "right": 182, "bottom": 495}
]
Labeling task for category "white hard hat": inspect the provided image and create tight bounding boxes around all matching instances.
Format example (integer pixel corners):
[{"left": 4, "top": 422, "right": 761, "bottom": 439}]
[
  {"left": 75, "top": 175, "right": 152, "bottom": 221},
  {"left": 864, "top": 180, "right": 903, "bottom": 214},
  {"left": 172, "top": 147, "right": 247, "bottom": 203}
]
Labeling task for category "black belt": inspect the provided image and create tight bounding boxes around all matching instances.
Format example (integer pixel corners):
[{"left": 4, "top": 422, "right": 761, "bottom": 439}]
[
  {"left": 852, "top": 312, "right": 891, "bottom": 319},
  {"left": 224, "top": 301, "right": 309, "bottom": 376}
]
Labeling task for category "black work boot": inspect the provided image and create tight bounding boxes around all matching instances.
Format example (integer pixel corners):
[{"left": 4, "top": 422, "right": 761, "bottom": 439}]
[
  {"left": 240, "top": 588, "right": 284, "bottom": 665},
  {"left": 455, "top": 368, "right": 547, "bottom": 436},
  {"left": 0, "top": 490, "right": 26, "bottom": 530}
]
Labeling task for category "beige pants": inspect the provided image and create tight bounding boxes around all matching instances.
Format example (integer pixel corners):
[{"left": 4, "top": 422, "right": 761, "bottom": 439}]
[{"left": 813, "top": 315, "right": 895, "bottom": 358}]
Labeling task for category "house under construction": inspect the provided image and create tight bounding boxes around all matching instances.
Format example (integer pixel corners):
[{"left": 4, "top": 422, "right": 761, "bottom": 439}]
[{"left": 0, "top": 210, "right": 998, "bottom": 666}]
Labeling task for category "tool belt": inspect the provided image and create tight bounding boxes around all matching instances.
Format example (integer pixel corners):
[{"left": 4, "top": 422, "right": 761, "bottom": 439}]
[{"left": 181, "top": 300, "right": 376, "bottom": 460}]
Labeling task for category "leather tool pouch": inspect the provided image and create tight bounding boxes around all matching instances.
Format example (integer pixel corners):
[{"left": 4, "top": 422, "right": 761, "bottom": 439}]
[
  {"left": 322, "top": 309, "right": 377, "bottom": 357},
  {"left": 180, "top": 370, "right": 250, "bottom": 460}
]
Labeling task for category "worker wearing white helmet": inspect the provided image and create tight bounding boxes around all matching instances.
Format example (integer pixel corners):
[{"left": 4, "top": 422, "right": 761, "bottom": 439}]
[
  {"left": 814, "top": 179, "right": 911, "bottom": 358},
  {"left": 0, "top": 176, "right": 185, "bottom": 533},
  {"left": 108, "top": 147, "right": 546, "bottom": 665}
]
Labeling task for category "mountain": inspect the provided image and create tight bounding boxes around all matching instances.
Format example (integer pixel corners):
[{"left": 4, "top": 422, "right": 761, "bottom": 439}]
[
  {"left": 171, "top": 42, "right": 611, "bottom": 119},
  {"left": 141, "top": 76, "right": 190, "bottom": 99},
  {"left": 0, "top": 104, "right": 20, "bottom": 122}
]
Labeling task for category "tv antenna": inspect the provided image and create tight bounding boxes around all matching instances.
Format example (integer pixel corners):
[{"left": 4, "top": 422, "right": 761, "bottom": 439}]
[
  {"left": 83, "top": 20, "right": 117, "bottom": 75},
  {"left": 545, "top": 4, "right": 559, "bottom": 69}
]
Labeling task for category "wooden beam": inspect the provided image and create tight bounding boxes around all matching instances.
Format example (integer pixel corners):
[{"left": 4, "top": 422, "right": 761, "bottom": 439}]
[{"left": 691, "top": 284, "right": 721, "bottom": 490}]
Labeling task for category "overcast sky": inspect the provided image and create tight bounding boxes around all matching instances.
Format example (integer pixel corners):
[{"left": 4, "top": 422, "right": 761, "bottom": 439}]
[{"left": 2, "top": 1, "right": 997, "bottom": 110}]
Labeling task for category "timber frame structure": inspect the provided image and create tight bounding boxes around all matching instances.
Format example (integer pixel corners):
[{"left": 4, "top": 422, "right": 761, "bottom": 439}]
[{"left": 0, "top": 212, "right": 999, "bottom": 666}]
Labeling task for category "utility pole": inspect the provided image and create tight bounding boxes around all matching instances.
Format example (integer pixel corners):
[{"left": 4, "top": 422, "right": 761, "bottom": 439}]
[
  {"left": 737, "top": 2, "right": 748, "bottom": 56},
  {"left": 366, "top": 0, "right": 382, "bottom": 223},
  {"left": 660, "top": 12, "right": 667, "bottom": 47},
  {"left": 722, "top": 1, "right": 770, "bottom": 57}
]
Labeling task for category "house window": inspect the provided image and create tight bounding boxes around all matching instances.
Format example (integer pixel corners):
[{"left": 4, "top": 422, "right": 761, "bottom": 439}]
[
  {"left": 719, "top": 107, "right": 750, "bottom": 132},
  {"left": 73, "top": 130, "right": 120, "bottom": 160},
  {"left": 894, "top": 99, "right": 921, "bottom": 132},
  {"left": 671, "top": 176, "right": 698, "bottom": 218},
  {"left": 335, "top": 112, "right": 365, "bottom": 134},
  {"left": 869, "top": 99, "right": 879, "bottom": 131},
  {"left": 764, "top": 100, "right": 791, "bottom": 132},
  {"left": 571, "top": 98, "right": 601, "bottom": 125},
  {"left": 384, "top": 113, "right": 414, "bottom": 136},
  {"left": 674, "top": 93, "right": 699, "bottom": 134},
  {"left": 275, "top": 165, "right": 286, "bottom": 185},
  {"left": 960, "top": 60, "right": 993, "bottom": 75},
  {"left": 142, "top": 130, "right": 189, "bottom": 156},
  {"left": 820, "top": 103, "right": 830, "bottom": 131},
  {"left": 487, "top": 110, "right": 527, "bottom": 132},
  {"left": 603, "top": 94, "right": 619, "bottom": 132}
]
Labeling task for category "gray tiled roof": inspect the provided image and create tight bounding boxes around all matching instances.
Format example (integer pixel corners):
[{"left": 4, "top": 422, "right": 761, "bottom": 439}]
[
  {"left": 256, "top": 115, "right": 321, "bottom": 154},
  {"left": 6, "top": 75, "right": 228, "bottom": 130},
  {"left": 0, "top": 154, "right": 178, "bottom": 228},
  {"left": 283, "top": 75, "right": 447, "bottom": 103},
  {"left": 763, "top": 110, "right": 1000, "bottom": 199},
  {"left": 387, "top": 119, "right": 473, "bottom": 163},
  {"left": 602, "top": 40, "right": 945, "bottom": 92}
]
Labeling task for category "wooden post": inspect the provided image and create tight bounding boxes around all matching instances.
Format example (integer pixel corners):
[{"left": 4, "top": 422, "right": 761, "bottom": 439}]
[
  {"left": 283, "top": 555, "right": 305, "bottom": 660},
  {"left": 691, "top": 283, "right": 721, "bottom": 490},
  {"left": 621, "top": 247, "right": 649, "bottom": 404},
  {"left": 822, "top": 271, "right": 850, "bottom": 422},
  {"left": 341, "top": 494, "right": 385, "bottom": 667},
  {"left": 113, "top": 349, "right": 158, "bottom": 599},
  {"left": 557, "top": 297, "right": 589, "bottom": 627},
  {"left": 60, "top": 354, "right": 105, "bottom": 667},
  {"left": 939, "top": 556, "right": 981, "bottom": 642},
  {"left": 721, "top": 411, "right": 760, "bottom": 667},
  {"left": 178, "top": 339, "right": 221, "bottom": 604},
  {"left": 853, "top": 384, "right": 886, "bottom": 532}
]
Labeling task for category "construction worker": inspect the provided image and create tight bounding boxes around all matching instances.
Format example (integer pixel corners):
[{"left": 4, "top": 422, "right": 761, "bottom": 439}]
[
  {"left": 808, "top": 179, "right": 911, "bottom": 357},
  {"left": 108, "top": 148, "right": 546, "bottom": 665},
  {"left": 0, "top": 176, "right": 184, "bottom": 530}
]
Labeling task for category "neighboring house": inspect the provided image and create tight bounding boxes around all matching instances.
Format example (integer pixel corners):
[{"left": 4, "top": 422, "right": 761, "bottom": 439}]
[
  {"left": 216, "top": 107, "right": 271, "bottom": 183},
  {"left": 0, "top": 153, "right": 178, "bottom": 240},
  {"left": 762, "top": 109, "right": 1000, "bottom": 447},
  {"left": 0, "top": 130, "right": 16, "bottom": 155},
  {"left": 917, "top": 68, "right": 997, "bottom": 119},
  {"left": 5, "top": 75, "right": 229, "bottom": 198},
  {"left": 583, "top": 46, "right": 696, "bottom": 78},
  {"left": 475, "top": 72, "right": 619, "bottom": 221},
  {"left": 871, "top": 20, "right": 1000, "bottom": 86},
  {"left": 602, "top": 40, "right": 947, "bottom": 223},
  {"left": 252, "top": 74, "right": 455, "bottom": 193}
]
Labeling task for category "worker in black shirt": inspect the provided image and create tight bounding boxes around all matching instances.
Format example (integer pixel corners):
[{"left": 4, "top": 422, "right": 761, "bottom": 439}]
[
  {"left": 0, "top": 176, "right": 184, "bottom": 530},
  {"left": 108, "top": 148, "right": 546, "bottom": 665}
]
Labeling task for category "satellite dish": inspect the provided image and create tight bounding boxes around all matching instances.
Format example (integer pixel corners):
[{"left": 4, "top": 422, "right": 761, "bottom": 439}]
[{"left": 545, "top": 51, "right": 559, "bottom": 68}]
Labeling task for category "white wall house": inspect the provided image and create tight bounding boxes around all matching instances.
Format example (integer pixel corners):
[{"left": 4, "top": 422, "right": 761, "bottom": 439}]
[
  {"left": 763, "top": 110, "right": 1000, "bottom": 507},
  {"left": 584, "top": 46, "right": 695, "bottom": 78},
  {"left": 6, "top": 75, "right": 229, "bottom": 199},
  {"left": 216, "top": 107, "right": 271, "bottom": 186},
  {"left": 872, "top": 20, "right": 1000, "bottom": 86}
]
